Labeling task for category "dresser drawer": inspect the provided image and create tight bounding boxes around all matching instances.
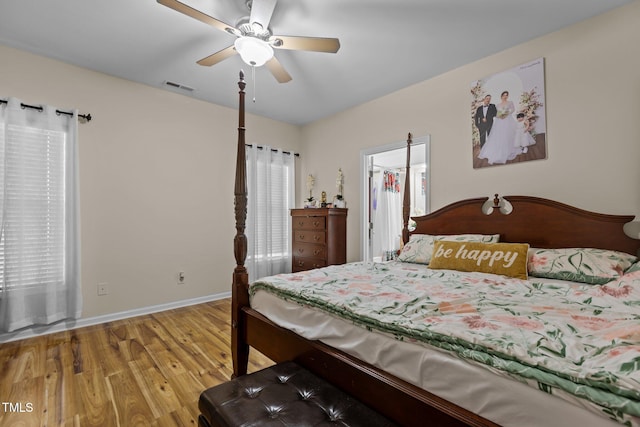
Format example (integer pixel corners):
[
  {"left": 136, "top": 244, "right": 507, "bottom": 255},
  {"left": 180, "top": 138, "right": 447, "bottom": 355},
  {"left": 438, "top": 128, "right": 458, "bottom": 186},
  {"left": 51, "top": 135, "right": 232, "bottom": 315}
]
[
  {"left": 292, "top": 256, "right": 327, "bottom": 272},
  {"left": 293, "top": 242, "right": 327, "bottom": 259},
  {"left": 292, "top": 216, "right": 326, "bottom": 231},
  {"left": 294, "top": 230, "right": 325, "bottom": 244}
]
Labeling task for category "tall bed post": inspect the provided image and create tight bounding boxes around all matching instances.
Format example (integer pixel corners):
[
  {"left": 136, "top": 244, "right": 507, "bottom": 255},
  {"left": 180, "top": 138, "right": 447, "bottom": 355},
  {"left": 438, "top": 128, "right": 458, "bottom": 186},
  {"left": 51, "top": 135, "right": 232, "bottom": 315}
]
[
  {"left": 231, "top": 71, "right": 249, "bottom": 377},
  {"left": 402, "top": 132, "right": 413, "bottom": 245}
]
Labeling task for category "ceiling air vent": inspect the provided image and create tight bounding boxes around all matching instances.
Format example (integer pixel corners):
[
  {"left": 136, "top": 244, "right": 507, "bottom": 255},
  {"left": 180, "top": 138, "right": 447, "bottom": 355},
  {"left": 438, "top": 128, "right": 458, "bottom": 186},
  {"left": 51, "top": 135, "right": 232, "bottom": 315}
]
[{"left": 163, "top": 81, "right": 194, "bottom": 92}]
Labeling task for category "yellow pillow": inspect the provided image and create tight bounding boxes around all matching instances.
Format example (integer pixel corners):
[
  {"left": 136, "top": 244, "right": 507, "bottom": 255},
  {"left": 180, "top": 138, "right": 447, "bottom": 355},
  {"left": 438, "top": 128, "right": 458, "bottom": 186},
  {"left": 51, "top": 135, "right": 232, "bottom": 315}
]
[{"left": 429, "top": 241, "right": 529, "bottom": 280}]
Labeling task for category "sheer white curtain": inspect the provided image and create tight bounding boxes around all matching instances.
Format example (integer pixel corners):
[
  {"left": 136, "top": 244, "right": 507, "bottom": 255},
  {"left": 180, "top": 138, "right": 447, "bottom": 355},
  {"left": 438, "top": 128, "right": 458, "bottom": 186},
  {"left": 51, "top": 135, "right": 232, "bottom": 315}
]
[
  {"left": 0, "top": 98, "right": 81, "bottom": 333},
  {"left": 246, "top": 144, "right": 295, "bottom": 282}
]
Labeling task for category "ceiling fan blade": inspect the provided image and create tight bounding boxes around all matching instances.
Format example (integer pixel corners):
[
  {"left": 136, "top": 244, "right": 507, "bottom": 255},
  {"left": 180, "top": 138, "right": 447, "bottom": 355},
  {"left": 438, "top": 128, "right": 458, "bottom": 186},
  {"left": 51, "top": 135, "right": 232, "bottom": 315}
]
[
  {"left": 250, "top": 0, "right": 277, "bottom": 30},
  {"left": 266, "top": 57, "right": 292, "bottom": 83},
  {"left": 271, "top": 35, "right": 340, "bottom": 53},
  {"left": 157, "top": 0, "right": 236, "bottom": 34},
  {"left": 197, "top": 45, "right": 237, "bottom": 66}
]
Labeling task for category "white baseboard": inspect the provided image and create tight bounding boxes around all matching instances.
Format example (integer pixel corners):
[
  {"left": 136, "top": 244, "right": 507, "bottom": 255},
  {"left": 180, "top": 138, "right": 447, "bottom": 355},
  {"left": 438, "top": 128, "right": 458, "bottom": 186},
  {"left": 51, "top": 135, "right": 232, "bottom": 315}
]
[{"left": 0, "top": 291, "right": 232, "bottom": 344}]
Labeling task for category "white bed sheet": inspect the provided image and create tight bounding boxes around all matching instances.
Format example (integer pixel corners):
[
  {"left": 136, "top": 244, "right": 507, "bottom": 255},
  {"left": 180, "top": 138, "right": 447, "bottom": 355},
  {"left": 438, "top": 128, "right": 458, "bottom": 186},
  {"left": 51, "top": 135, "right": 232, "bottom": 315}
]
[{"left": 252, "top": 289, "right": 621, "bottom": 427}]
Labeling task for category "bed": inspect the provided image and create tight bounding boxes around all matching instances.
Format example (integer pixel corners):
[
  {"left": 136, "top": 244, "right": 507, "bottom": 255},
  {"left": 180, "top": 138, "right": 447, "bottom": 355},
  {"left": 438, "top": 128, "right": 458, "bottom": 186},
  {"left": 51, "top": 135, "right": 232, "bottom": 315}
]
[{"left": 229, "top": 72, "right": 640, "bottom": 426}]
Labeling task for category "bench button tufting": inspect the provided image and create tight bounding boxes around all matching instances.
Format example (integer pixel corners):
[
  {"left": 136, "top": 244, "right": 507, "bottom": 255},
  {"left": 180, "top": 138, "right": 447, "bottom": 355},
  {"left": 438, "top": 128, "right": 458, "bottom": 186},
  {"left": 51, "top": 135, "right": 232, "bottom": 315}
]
[
  {"left": 277, "top": 374, "right": 292, "bottom": 384},
  {"left": 299, "top": 389, "right": 313, "bottom": 400},
  {"left": 326, "top": 407, "right": 342, "bottom": 422},
  {"left": 266, "top": 405, "right": 284, "bottom": 418},
  {"left": 243, "top": 386, "right": 264, "bottom": 398}
]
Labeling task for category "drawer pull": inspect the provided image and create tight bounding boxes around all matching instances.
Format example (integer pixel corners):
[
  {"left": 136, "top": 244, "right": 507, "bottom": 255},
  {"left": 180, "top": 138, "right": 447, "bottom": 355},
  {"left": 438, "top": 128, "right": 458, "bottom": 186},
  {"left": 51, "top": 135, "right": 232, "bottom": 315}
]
[
  {"left": 313, "top": 249, "right": 321, "bottom": 256},
  {"left": 299, "top": 234, "right": 305, "bottom": 240},
  {"left": 298, "top": 221, "right": 304, "bottom": 227},
  {"left": 298, "top": 248, "right": 304, "bottom": 254},
  {"left": 313, "top": 235, "right": 320, "bottom": 242},
  {"left": 298, "top": 260, "right": 305, "bottom": 267},
  {"left": 313, "top": 221, "right": 320, "bottom": 227}
]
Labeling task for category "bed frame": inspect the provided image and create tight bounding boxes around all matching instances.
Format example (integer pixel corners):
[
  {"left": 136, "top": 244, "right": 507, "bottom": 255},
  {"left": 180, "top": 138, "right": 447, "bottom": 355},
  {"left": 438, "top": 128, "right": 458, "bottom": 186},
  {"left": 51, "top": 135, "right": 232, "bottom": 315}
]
[{"left": 229, "top": 72, "right": 639, "bottom": 426}]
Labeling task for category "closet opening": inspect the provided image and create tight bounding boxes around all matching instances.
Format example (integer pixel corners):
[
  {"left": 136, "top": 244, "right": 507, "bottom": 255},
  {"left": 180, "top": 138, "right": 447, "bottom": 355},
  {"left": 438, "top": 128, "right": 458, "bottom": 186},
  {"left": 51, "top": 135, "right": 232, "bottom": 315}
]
[{"left": 360, "top": 136, "right": 430, "bottom": 262}]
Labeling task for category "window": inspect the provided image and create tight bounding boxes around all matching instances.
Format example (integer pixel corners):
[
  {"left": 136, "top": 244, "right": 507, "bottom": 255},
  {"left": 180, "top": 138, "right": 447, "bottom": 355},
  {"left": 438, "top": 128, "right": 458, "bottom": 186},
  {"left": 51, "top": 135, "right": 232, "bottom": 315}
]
[
  {"left": 0, "top": 98, "right": 81, "bottom": 332},
  {"left": 245, "top": 144, "right": 295, "bottom": 282},
  {"left": 0, "top": 125, "right": 66, "bottom": 292}
]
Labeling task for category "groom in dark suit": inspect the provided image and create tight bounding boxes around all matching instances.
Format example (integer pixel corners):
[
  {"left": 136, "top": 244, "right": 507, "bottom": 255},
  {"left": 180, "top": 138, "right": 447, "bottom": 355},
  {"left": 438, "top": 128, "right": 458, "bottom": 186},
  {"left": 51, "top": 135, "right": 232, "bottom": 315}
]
[{"left": 475, "top": 95, "right": 497, "bottom": 147}]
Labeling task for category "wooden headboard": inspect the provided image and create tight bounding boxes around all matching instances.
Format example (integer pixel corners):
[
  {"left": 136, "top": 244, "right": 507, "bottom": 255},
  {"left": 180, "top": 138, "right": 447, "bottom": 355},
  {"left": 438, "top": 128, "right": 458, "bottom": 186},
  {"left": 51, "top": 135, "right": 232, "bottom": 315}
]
[{"left": 411, "top": 194, "right": 639, "bottom": 256}]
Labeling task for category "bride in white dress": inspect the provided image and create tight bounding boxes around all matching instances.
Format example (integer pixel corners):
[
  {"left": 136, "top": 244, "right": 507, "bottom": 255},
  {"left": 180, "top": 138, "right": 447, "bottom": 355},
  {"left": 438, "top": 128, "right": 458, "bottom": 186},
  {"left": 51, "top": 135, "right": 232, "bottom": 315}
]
[{"left": 478, "top": 91, "right": 520, "bottom": 165}]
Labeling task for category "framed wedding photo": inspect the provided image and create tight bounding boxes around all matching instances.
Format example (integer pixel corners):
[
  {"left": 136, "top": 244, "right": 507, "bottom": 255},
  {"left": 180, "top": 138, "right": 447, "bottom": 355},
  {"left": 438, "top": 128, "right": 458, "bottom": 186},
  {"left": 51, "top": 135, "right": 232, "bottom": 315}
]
[{"left": 471, "top": 58, "right": 547, "bottom": 169}]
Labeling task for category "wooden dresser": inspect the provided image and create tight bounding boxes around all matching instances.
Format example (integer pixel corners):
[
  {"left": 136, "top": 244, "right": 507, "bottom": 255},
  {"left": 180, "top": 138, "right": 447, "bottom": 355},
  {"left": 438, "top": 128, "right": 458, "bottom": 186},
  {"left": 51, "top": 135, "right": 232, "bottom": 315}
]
[{"left": 291, "top": 208, "right": 347, "bottom": 272}]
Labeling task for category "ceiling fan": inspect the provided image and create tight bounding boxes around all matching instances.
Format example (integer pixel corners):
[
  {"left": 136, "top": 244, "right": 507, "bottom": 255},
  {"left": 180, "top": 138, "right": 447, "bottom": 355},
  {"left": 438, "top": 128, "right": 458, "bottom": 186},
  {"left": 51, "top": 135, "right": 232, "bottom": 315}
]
[{"left": 157, "top": 0, "right": 341, "bottom": 83}]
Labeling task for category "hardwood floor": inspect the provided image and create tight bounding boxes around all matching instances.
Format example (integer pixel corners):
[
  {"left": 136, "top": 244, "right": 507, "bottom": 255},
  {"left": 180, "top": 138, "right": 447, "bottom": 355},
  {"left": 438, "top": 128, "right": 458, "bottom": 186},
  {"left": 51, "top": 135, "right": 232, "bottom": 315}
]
[{"left": 0, "top": 299, "right": 273, "bottom": 427}]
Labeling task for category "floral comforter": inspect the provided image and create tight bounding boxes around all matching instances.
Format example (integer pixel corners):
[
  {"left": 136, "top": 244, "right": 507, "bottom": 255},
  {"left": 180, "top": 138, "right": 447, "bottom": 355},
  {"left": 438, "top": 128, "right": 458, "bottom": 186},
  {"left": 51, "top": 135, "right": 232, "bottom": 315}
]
[{"left": 250, "top": 261, "right": 640, "bottom": 425}]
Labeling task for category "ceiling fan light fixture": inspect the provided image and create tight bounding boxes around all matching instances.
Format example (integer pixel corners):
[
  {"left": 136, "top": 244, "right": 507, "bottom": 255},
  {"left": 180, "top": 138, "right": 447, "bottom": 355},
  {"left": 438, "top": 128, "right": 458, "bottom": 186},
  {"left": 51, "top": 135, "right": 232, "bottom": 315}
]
[{"left": 234, "top": 36, "right": 274, "bottom": 67}]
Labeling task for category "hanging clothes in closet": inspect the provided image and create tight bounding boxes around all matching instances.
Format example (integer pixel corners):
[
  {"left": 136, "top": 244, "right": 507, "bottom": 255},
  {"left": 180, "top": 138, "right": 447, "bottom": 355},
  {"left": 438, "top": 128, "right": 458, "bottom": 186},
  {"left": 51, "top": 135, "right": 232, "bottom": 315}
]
[{"left": 372, "top": 169, "right": 403, "bottom": 261}]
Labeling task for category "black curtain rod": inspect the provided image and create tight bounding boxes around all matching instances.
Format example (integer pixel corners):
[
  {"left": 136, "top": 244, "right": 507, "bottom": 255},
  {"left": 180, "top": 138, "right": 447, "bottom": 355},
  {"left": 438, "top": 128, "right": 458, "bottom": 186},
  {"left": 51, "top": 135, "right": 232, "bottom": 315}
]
[
  {"left": 0, "top": 99, "right": 92, "bottom": 122},
  {"left": 246, "top": 143, "right": 299, "bottom": 157}
]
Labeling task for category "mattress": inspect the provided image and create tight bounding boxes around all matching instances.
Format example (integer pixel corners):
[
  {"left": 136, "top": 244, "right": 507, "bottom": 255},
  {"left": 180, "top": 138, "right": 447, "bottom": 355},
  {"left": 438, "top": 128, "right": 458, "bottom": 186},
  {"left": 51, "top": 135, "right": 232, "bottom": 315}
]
[{"left": 250, "top": 261, "right": 640, "bottom": 427}]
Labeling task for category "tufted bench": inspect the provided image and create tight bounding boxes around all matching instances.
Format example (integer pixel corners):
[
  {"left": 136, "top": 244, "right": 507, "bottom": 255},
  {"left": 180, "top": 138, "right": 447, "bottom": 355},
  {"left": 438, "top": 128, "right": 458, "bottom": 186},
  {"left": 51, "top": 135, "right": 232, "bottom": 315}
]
[{"left": 198, "top": 361, "right": 398, "bottom": 427}]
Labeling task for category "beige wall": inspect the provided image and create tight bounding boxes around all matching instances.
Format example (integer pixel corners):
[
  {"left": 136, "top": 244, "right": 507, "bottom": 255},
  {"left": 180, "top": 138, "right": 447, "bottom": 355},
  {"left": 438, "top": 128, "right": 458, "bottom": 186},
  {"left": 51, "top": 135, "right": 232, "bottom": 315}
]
[
  {"left": 0, "top": 45, "right": 302, "bottom": 319},
  {"left": 300, "top": 1, "right": 640, "bottom": 262}
]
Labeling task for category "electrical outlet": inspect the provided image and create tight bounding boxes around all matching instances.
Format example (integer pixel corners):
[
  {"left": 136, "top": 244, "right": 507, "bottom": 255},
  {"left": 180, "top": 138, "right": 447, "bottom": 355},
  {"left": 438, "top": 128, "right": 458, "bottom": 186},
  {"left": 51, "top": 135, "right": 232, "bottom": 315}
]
[
  {"left": 97, "top": 282, "right": 108, "bottom": 296},
  {"left": 178, "top": 271, "right": 185, "bottom": 285}
]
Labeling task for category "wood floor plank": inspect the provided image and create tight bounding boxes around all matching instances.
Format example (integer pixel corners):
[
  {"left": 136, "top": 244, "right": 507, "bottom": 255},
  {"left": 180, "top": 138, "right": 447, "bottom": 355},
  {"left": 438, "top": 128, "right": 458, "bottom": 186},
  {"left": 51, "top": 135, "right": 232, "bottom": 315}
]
[
  {"left": 0, "top": 342, "right": 20, "bottom": 402},
  {"left": 73, "top": 369, "right": 118, "bottom": 427},
  {"left": 151, "top": 405, "right": 198, "bottom": 427},
  {"left": 95, "top": 329, "right": 133, "bottom": 378},
  {"left": 0, "top": 377, "right": 43, "bottom": 427},
  {"left": 165, "top": 371, "right": 205, "bottom": 408},
  {"left": 44, "top": 342, "right": 70, "bottom": 426},
  {"left": 106, "top": 369, "right": 155, "bottom": 426},
  {"left": 128, "top": 340, "right": 159, "bottom": 372},
  {"left": 130, "top": 321, "right": 171, "bottom": 354},
  {"left": 0, "top": 299, "right": 273, "bottom": 426},
  {"left": 129, "top": 363, "right": 180, "bottom": 419},
  {"left": 12, "top": 339, "right": 46, "bottom": 383},
  {"left": 67, "top": 328, "right": 102, "bottom": 375}
]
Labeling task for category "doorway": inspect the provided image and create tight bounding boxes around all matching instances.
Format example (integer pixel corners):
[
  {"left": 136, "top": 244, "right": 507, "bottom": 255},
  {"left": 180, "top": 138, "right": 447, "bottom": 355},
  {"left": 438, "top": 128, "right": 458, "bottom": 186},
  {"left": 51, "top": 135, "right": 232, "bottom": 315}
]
[{"left": 360, "top": 136, "right": 430, "bottom": 262}]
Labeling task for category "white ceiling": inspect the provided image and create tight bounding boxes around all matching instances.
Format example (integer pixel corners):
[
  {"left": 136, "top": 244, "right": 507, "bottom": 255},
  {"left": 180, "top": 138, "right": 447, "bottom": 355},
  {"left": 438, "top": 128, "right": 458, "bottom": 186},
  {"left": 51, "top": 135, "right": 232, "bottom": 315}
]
[{"left": 0, "top": 0, "right": 632, "bottom": 125}]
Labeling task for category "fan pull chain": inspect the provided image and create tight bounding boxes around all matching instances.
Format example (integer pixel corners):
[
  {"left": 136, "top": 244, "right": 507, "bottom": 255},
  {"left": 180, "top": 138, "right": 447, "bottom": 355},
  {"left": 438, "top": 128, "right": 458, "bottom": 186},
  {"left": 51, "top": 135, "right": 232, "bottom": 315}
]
[{"left": 252, "top": 65, "right": 256, "bottom": 103}]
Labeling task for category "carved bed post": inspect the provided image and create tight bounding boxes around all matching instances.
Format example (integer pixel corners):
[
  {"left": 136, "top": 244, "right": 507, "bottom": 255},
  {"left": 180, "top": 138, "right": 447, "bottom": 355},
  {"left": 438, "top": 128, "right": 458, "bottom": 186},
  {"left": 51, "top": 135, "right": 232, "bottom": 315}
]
[
  {"left": 402, "top": 132, "right": 413, "bottom": 245},
  {"left": 232, "top": 71, "right": 249, "bottom": 378}
]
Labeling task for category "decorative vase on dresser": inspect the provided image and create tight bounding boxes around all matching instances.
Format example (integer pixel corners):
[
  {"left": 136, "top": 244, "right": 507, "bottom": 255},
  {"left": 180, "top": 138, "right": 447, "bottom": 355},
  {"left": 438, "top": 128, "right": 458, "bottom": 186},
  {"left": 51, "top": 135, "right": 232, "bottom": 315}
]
[{"left": 291, "top": 208, "right": 347, "bottom": 272}]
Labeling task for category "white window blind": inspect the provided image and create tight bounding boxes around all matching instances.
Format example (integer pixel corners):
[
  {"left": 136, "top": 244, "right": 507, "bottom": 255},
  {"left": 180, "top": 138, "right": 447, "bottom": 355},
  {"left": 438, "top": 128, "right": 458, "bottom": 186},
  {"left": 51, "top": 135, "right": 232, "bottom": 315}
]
[
  {"left": 246, "top": 144, "right": 295, "bottom": 282},
  {"left": 0, "top": 124, "right": 66, "bottom": 291}
]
